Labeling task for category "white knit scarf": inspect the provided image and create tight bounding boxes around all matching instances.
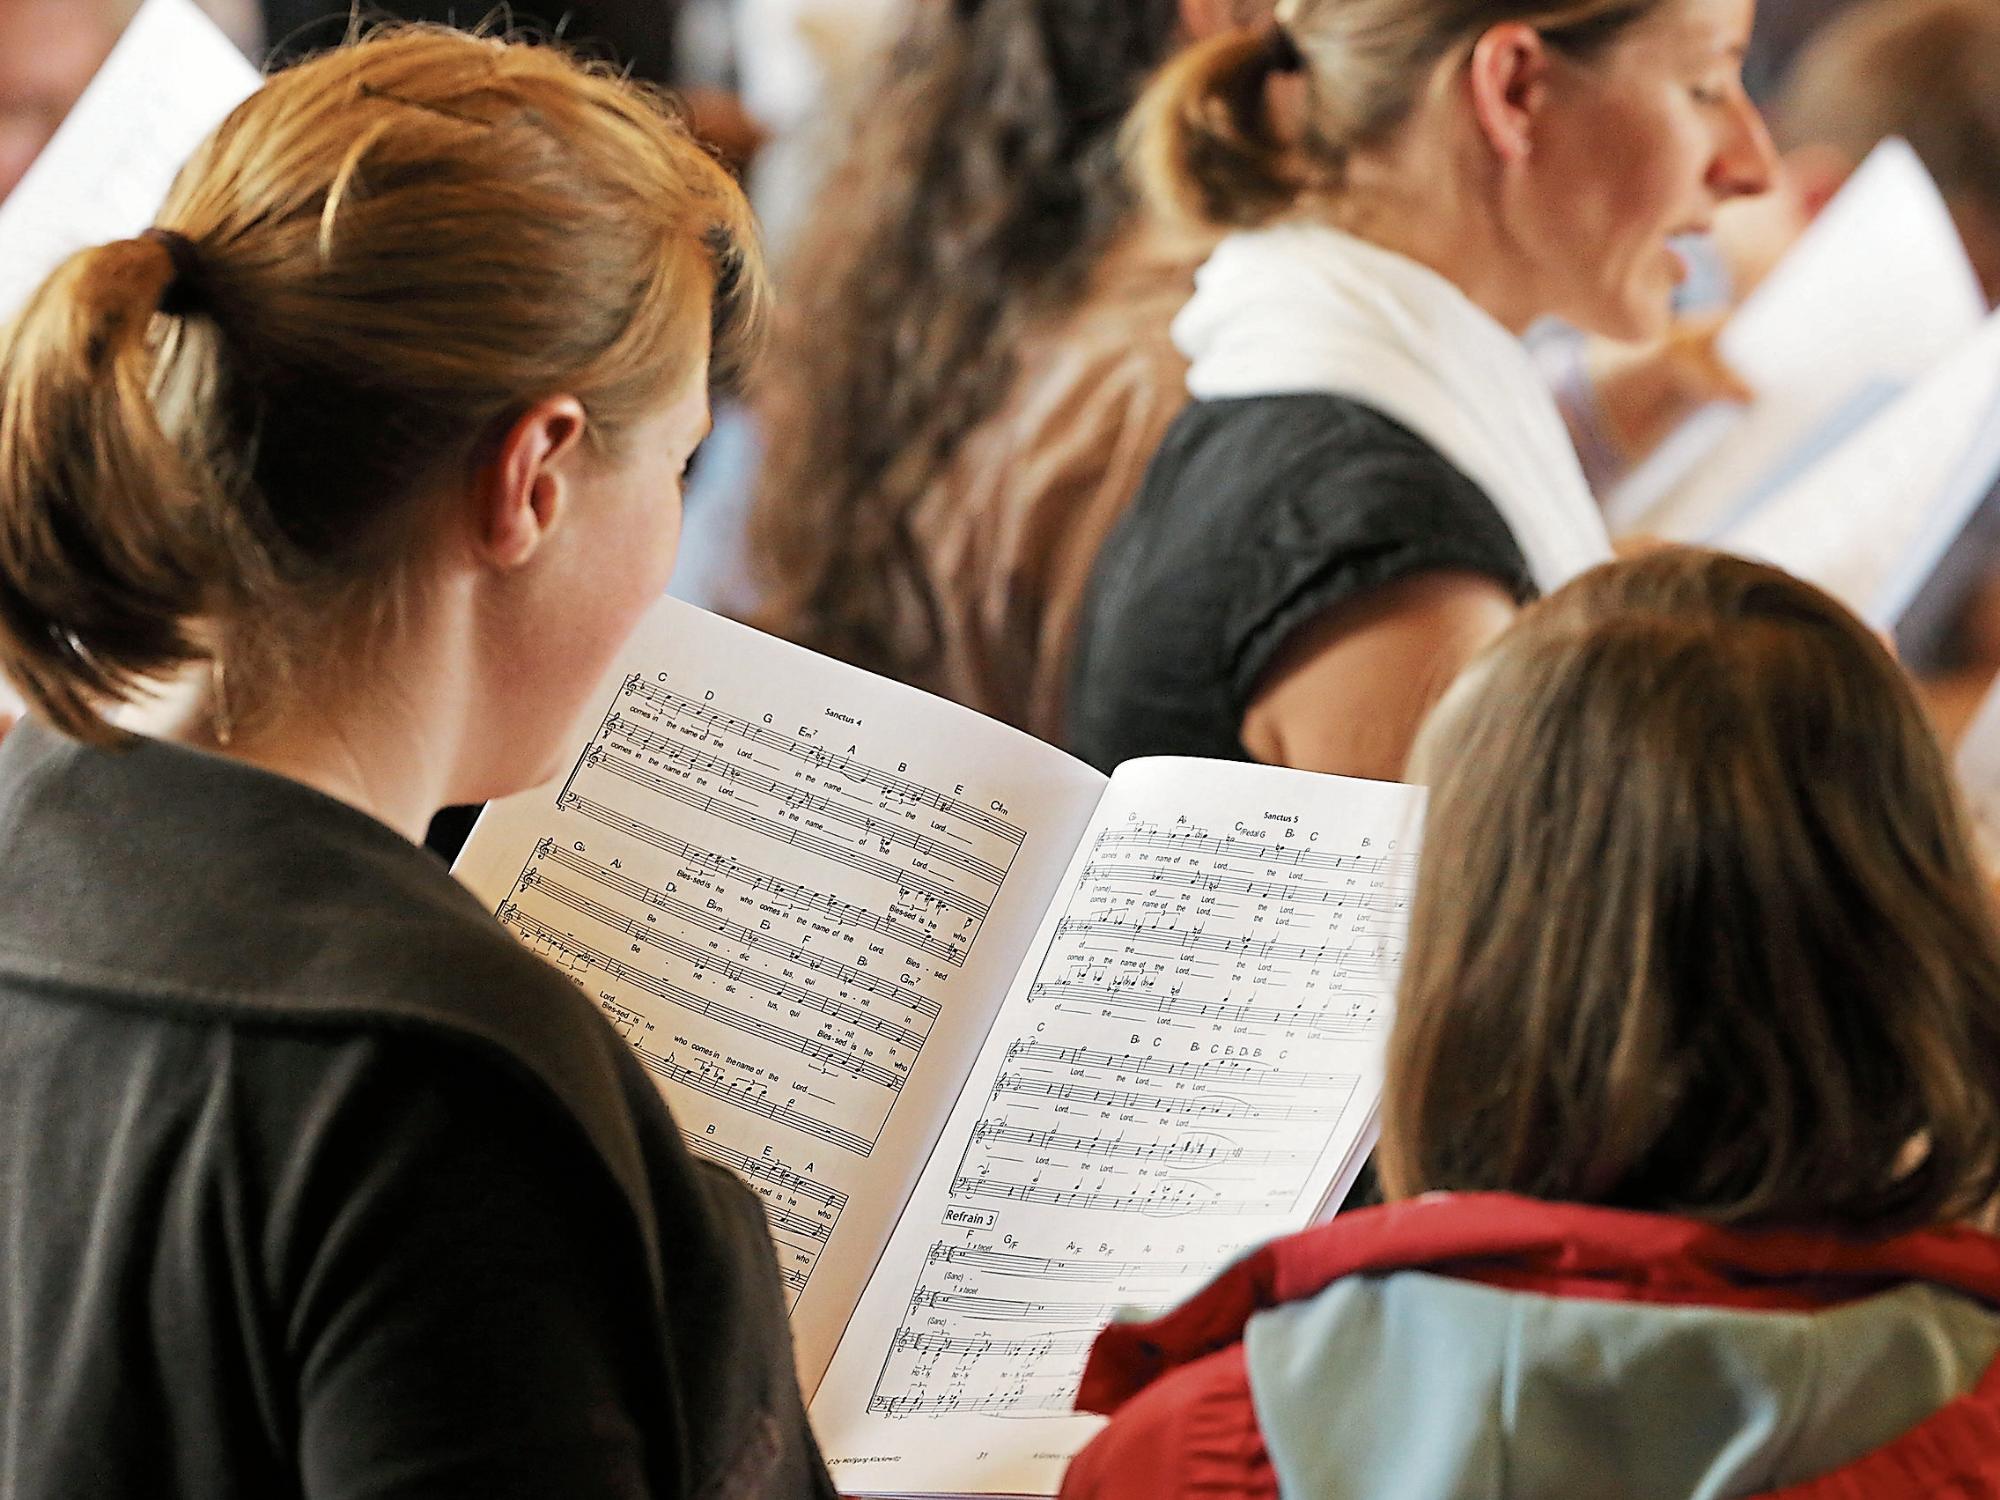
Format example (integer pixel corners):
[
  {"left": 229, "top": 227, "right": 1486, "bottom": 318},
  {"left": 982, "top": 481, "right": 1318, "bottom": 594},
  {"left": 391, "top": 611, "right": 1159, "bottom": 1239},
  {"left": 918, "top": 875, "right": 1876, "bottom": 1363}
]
[{"left": 1174, "top": 221, "right": 1613, "bottom": 594}]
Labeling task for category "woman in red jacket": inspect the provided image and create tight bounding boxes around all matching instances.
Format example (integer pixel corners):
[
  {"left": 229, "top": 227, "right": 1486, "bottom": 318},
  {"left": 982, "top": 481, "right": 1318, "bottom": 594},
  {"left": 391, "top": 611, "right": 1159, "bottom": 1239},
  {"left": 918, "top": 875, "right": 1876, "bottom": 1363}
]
[{"left": 1064, "top": 548, "right": 2000, "bottom": 1500}]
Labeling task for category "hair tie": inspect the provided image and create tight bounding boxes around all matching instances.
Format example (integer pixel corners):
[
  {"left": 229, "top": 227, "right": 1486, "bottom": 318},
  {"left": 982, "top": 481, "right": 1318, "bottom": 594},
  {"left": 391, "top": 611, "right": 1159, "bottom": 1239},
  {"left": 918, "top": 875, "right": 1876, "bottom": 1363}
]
[
  {"left": 1261, "top": 23, "right": 1305, "bottom": 76},
  {"left": 141, "top": 228, "right": 205, "bottom": 318}
]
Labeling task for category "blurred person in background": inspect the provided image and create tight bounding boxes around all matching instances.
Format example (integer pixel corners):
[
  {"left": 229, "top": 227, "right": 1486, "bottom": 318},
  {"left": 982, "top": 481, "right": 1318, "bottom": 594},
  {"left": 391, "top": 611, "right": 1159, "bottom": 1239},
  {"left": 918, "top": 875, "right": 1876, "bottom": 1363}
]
[
  {"left": 1772, "top": 0, "right": 2000, "bottom": 723},
  {"left": 0, "top": 0, "right": 253, "bottom": 204},
  {"left": 747, "top": 0, "right": 1268, "bottom": 745},
  {"left": 1067, "top": 0, "right": 1773, "bottom": 779},
  {"left": 1551, "top": 0, "right": 2000, "bottom": 737}
]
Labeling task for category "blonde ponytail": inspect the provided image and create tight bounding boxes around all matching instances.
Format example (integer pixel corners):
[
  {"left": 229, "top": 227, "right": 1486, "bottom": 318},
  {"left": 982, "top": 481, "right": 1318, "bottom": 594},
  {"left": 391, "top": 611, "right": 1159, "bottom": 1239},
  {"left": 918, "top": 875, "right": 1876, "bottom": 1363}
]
[
  {"left": 0, "top": 26, "right": 765, "bottom": 746},
  {"left": 0, "top": 235, "right": 225, "bottom": 744},
  {"left": 1125, "top": 27, "right": 1304, "bottom": 231}
]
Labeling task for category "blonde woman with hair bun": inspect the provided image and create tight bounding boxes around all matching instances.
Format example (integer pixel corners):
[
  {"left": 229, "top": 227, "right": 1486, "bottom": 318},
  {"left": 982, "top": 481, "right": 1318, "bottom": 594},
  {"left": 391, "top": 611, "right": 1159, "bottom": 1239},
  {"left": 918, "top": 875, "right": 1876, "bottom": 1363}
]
[
  {"left": 1068, "top": 0, "right": 1777, "bottom": 779},
  {"left": 0, "top": 26, "right": 835, "bottom": 1500}
]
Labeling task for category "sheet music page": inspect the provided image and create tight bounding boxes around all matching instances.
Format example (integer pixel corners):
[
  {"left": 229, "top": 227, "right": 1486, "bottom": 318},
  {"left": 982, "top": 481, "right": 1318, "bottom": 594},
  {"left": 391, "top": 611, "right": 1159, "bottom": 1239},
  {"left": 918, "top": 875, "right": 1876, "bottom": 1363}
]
[
  {"left": 1608, "top": 140, "right": 1985, "bottom": 542},
  {"left": 809, "top": 757, "right": 1422, "bottom": 1497},
  {"left": 1718, "top": 310, "right": 2000, "bottom": 627},
  {"left": 451, "top": 597, "right": 1107, "bottom": 1391},
  {"left": 0, "top": 0, "right": 258, "bottom": 325}
]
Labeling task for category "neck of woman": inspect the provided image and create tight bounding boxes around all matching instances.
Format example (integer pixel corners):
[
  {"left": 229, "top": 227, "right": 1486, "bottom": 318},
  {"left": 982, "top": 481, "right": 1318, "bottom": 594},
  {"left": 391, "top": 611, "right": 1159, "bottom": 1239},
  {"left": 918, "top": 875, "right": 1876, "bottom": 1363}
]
[
  {"left": 1324, "top": 136, "right": 1541, "bottom": 336},
  {"left": 134, "top": 594, "right": 482, "bottom": 846}
]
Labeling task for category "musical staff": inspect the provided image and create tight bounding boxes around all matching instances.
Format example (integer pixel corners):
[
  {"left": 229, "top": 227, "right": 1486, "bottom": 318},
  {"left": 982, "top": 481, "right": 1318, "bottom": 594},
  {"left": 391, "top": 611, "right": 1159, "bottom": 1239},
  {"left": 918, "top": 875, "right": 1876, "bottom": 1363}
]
[
  {"left": 950, "top": 1176, "right": 1285, "bottom": 1217},
  {"left": 908, "top": 1289, "right": 1125, "bottom": 1323},
  {"left": 868, "top": 1392, "right": 1075, "bottom": 1417},
  {"left": 1081, "top": 860, "right": 1410, "bottom": 914},
  {"left": 890, "top": 1328, "right": 1095, "bottom": 1359},
  {"left": 1030, "top": 979, "right": 1376, "bottom": 1036},
  {"left": 968, "top": 1120, "right": 1319, "bottom": 1168},
  {"left": 503, "top": 904, "right": 906, "bottom": 1091},
  {"left": 686, "top": 1135, "right": 849, "bottom": 1311},
  {"left": 583, "top": 748, "right": 992, "bottom": 918},
  {"left": 1091, "top": 824, "right": 1418, "bottom": 876},
  {"left": 926, "top": 1244, "right": 1218, "bottom": 1282},
  {"left": 602, "top": 713, "right": 1013, "bottom": 887},
  {"left": 1055, "top": 914, "right": 1395, "bottom": 969},
  {"left": 1004, "top": 1038, "right": 1342, "bottom": 1088},
  {"left": 539, "top": 842, "right": 943, "bottom": 1018},
  {"left": 988, "top": 1071, "right": 1351, "bottom": 1120},
  {"left": 687, "top": 1135, "right": 850, "bottom": 1212},
  {"left": 623, "top": 675, "right": 1027, "bottom": 846},
  {"left": 556, "top": 793, "right": 968, "bottom": 966},
  {"left": 846, "top": 775, "right": 1418, "bottom": 1458},
  {"left": 628, "top": 1042, "right": 872, "bottom": 1156},
  {"left": 521, "top": 869, "right": 932, "bottom": 1049}
]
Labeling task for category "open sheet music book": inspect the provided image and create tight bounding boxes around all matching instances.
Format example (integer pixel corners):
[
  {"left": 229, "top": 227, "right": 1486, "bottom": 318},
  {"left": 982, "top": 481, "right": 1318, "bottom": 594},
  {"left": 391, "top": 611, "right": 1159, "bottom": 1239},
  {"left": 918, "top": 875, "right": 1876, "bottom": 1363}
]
[
  {"left": 453, "top": 597, "right": 1418, "bottom": 1497},
  {"left": 1718, "top": 307, "right": 2000, "bottom": 628},
  {"left": 1606, "top": 139, "right": 1987, "bottom": 541}
]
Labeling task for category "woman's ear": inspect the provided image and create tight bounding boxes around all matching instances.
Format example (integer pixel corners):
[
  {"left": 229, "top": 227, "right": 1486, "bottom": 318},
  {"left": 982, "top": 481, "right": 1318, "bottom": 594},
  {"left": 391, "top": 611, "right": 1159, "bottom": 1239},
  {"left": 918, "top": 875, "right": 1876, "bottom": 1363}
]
[
  {"left": 473, "top": 395, "right": 589, "bottom": 569},
  {"left": 1466, "top": 22, "right": 1552, "bottom": 165}
]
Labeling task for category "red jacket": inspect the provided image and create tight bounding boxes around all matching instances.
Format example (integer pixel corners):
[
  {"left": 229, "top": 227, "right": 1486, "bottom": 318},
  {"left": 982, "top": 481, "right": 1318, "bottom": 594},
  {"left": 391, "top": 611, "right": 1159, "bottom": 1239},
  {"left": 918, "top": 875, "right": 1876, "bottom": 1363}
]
[{"left": 1063, "top": 1194, "right": 2000, "bottom": 1500}]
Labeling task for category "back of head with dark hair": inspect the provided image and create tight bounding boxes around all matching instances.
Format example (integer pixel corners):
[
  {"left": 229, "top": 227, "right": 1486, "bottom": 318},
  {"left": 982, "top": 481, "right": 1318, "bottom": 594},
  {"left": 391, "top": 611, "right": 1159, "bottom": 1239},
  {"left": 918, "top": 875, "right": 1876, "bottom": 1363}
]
[
  {"left": 1380, "top": 548, "right": 2000, "bottom": 1236},
  {"left": 747, "top": 0, "right": 1185, "bottom": 680}
]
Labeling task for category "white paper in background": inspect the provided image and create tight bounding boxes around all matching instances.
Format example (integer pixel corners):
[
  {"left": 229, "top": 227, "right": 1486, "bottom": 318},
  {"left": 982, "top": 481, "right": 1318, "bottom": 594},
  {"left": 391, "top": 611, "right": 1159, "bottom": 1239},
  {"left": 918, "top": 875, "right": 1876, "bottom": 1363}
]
[
  {"left": 0, "top": 0, "right": 259, "bottom": 326},
  {"left": 1718, "top": 310, "right": 2000, "bottom": 628},
  {"left": 1608, "top": 140, "right": 1986, "bottom": 541}
]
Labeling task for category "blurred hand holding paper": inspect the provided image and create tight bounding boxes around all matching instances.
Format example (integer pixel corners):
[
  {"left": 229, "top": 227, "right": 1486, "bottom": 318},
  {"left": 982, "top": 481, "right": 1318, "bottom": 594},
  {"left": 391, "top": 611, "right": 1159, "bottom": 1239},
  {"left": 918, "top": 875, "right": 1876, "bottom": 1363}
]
[{"left": 1717, "top": 310, "right": 2000, "bottom": 628}]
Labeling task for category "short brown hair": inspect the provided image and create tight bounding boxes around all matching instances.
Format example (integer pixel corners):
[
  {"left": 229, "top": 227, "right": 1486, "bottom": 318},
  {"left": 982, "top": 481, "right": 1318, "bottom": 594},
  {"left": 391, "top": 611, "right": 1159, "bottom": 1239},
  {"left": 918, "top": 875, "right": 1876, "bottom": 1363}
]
[
  {"left": 1379, "top": 549, "right": 2000, "bottom": 1235},
  {"left": 1125, "top": 0, "right": 1660, "bottom": 230},
  {"left": 0, "top": 25, "right": 764, "bottom": 744}
]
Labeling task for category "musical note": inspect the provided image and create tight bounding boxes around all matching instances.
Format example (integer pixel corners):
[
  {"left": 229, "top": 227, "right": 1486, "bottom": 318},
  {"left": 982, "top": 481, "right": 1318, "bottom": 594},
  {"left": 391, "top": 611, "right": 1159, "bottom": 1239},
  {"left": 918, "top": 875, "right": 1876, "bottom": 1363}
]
[{"left": 835, "top": 777, "right": 1418, "bottom": 1461}]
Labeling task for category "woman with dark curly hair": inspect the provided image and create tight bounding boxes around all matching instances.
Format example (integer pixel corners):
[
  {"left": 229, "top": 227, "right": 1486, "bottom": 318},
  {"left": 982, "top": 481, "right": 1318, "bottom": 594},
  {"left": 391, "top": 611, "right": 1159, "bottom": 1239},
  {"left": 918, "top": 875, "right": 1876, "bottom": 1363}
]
[{"left": 747, "top": 0, "right": 1262, "bottom": 742}]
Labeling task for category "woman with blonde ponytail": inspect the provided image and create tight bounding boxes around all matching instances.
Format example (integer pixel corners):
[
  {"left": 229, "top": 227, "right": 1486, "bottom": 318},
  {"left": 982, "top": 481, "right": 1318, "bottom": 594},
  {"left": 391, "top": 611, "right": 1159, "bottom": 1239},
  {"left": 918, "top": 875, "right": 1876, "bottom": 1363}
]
[
  {"left": 1069, "top": 0, "right": 1779, "bottom": 778},
  {"left": 0, "top": 27, "right": 834, "bottom": 1500}
]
